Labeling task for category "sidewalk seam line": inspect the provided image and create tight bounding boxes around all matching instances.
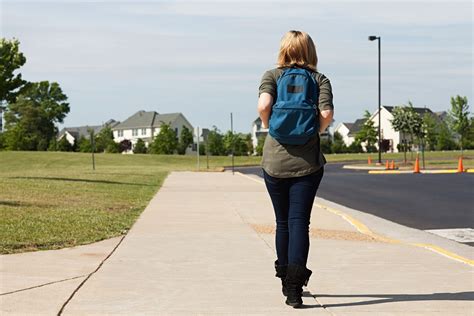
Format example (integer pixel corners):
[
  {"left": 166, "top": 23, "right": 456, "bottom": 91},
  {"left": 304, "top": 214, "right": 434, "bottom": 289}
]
[
  {"left": 235, "top": 171, "right": 474, "bottom": 267},
  {"left": 56, "top": 233, "right": 127, "bottom": 315},
  {"left": 0, "top": 274, "right": 88, "bottom": 296}
]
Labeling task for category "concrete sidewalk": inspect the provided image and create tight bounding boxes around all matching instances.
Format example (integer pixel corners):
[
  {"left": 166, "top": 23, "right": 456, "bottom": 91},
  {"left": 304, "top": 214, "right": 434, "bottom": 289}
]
[{"left": 1, "top": 171, "right": 473, "bottom": 315}]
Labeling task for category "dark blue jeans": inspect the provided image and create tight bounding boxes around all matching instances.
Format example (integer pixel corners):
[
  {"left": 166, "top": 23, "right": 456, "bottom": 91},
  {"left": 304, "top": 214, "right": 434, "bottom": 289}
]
[{"left": 263, "top": 167, "right": 324, "bottom": 267}]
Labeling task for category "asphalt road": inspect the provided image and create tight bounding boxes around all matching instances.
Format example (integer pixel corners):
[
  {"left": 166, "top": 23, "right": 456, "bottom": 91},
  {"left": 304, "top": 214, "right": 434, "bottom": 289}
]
[{"left": 231, "top": 163, "right": 474, "bottom": 246}]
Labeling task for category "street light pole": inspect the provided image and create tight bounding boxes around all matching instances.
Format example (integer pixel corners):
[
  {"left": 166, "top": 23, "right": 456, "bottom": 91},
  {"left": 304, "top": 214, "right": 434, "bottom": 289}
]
[{"left": 369, "top": 35, "right": 382, "bottom": 164}]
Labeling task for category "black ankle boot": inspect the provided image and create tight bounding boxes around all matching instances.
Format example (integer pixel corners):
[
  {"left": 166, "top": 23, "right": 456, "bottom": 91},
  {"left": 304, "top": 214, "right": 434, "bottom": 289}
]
[
  {"left": 274, "top": 259, "right": 288, "bottom": 296},
  {"left": 284, "top": 263, "right": 312, "bottom": 308}
]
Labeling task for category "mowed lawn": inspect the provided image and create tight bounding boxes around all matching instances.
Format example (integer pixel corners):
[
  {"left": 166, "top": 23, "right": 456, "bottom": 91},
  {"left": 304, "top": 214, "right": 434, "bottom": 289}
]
[
  {"left": 1, "top": 149, "right": 471, "bottom": 254},
  {"left": 0, "top": 151, "right": 261, "bottom": 254}
]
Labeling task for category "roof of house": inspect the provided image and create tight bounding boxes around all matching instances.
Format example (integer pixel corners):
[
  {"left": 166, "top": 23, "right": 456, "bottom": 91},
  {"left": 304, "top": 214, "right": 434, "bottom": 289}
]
[
  {"left": 383, "top": 105, "right": 434, "bottom": 116},
  {"left": 113, "top": 111, "right": 190, "bottom": 129},
  {"left": 58, "top": 119, "right": 119, "bottom": 139},
  {"left": 348, "top": 118, "right": 367, "bottom": 136}
]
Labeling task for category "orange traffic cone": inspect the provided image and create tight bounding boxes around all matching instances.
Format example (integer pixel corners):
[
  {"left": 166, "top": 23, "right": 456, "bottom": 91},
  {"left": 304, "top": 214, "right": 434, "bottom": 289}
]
[
  {"left": 385, "top": 160, "right": 389, "bottom": 170},
  {"left": 457, "top": 157, "right": 464, "bottom": 173},
  {"left": 414, "top": 155, "right": 420, "bottom": 173},
  {"left": 368, "top": 156, "right": 372, "bottom": 165},
  {"left": 390, "top": 160, "right": 395, "bottom": 170}
]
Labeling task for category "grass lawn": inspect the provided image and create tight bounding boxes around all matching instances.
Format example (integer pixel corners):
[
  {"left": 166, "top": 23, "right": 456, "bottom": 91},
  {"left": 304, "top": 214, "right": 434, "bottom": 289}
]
[
  {"left": 324, "top": 150, "right": 474, "bottom": 168},
  {"left": 0, "top": 149, "right": 471, "bottom": 254},
  {"left": 0, "top": 151, "right": 260, "bottom": 254}
]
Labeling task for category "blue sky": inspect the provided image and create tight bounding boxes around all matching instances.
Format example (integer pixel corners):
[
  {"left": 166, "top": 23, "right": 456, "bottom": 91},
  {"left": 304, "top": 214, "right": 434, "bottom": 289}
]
[{"left": 1, "top": 0, "right": 472, "bottom": 133}]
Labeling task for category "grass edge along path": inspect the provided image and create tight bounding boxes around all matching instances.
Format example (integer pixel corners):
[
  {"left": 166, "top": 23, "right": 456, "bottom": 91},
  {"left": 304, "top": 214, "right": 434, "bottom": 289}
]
[{"left": 0, "top": 151, "right": 259, "bottom": 254}]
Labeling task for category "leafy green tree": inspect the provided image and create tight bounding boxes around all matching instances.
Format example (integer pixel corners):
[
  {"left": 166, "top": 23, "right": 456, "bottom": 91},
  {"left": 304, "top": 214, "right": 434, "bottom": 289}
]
[
  {"left": 106, "top": 141, "right": 119, "bottom": 153},
  {"left": 355, "top": 110, "right": 378, "bottom": 152},
  {"left": 149, "top": 122, "right": 178, "bottom": 154},
  {"left": 320, "top": 136, "right": 332, "bottom": 154},
  {"left": 0, "top": 38, "right": 27, "bottom": 106},
  {"left": 448, "top": 95, "right": 470, "bottom": 155},
  {"left": 436, "top": 121, "right": 457, "bottom": 151},
  {"left": 77, "top": 135, "right": 92, "bottom": 152},
  {"left": 177, "top": 125, "right": 193, "bottom": 155},
  {"left": 390, "top": 102, "right": 423, "bottom": 163},
  {"left": 422, "top": 112, "right": 439, "bottom": 150},
  {"left": 133, "top": 138, "right": 147, "bottom": 154},
  {"left": 255, "top": 134, "right": 266, "bottom": 156},
  {"left": 57, "top": 136, "right": 73, "bottom": 151},
  {"left": 207, "top": 125, "right": 225, "bottom": 155},
  {"left": 348, "top": 141, "right": 363, "bottom": 153},
  {"left": 94, "top": 126, "right": 117, "bottom": 153},
  {"left": 465, "top": 117, "right": 474, "bottom": 149},
  {"left": 3, "top": 81, "right": 69, "bottom": 150},
  {"left": 331, "top": 131, "right": 347, "bottom": 153}
]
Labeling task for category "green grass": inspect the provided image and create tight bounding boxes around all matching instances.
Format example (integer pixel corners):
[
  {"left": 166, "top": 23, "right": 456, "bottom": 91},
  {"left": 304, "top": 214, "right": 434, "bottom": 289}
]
[
  {"left": 1, "top": 149, "right": 472, "bottom": 254},
  {"left": 0, "top": 151, "right": 261, "bottom": 254},
  {"left": 323, "top": 150, "right": 474, "bottom": 168}
]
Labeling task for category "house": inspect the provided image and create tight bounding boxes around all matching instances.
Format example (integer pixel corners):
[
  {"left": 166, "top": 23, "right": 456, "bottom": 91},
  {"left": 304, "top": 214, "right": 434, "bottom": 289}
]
[
  {"left": 57, "top": 119, "right": 120, "bottom": 146},
  {"left": 338, "top": 106, "right": 441, "bottom": 153},
  {"left": 112, "top": 110, "right": 194, "bottom": 153},
  {"left": 251, "top": 116, "right": 333, "bottom": 155},
  {"left": 368, "top": 105, "right": 438, "bottom": 152},
  {"left": 334, "top": 118, "right": 366, "bottom": 147}
]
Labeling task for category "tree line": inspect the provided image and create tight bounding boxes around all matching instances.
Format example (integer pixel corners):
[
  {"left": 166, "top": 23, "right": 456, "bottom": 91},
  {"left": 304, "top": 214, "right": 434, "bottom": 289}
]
[{"left": 320, "top": 97, "right": 472, "bottom": 155}]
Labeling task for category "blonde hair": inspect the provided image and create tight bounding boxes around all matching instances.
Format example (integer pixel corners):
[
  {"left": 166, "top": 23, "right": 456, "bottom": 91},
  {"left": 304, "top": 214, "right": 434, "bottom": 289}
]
[{"left": 277, "top": 30, "right": 317, "bottom": 71}]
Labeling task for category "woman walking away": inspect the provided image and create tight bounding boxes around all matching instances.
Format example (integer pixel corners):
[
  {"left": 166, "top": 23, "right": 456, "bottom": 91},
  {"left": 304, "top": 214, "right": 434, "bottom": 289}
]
[{"left": 257, "top": 30, "right": 334, "bottom": 308}]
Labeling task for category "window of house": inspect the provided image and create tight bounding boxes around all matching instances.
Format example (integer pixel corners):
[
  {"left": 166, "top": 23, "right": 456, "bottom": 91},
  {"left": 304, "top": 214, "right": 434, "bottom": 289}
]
[
  {"left": 175, "top": 127, "right": 178, "bottom": 135},
  {"left": 118, "top": 130, "right": 123, "bottom": 137},
  {"left": 141, "top": 128, "right": 146, "bottom": 135},
  {"left": 132, "top": 129, "right": 138, "bottom": 136}
]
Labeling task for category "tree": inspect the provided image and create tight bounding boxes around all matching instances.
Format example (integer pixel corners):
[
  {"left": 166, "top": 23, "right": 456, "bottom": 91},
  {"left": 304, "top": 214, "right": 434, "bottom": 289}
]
[
  {"left": 133, "top": 138, "right": 147, "bottom": 154},
  {"left": 436, "top": 121, "right": 457, "bottom": 151},
  {"left": 448, "top": 95, "right": 470, "bottom": 156},
  {"left": 149, "top": 122, "right": 178, "bottom": 154},
  {"left": 422, "top": 112, "right": 439, "bottom": 151},
  {"left": 57, "top": 136, "right": 73, "bottom": 151},
  {"left": 320, "top": 136, "right": 332, "bottom": 154},
  {"left": 331, "top": 132, "right": 347, "bottom": 153},
  {"left": 119, "top": 139, "right": 132, "bottom": 153},
  {"left": 77, "top": 135, "right": 92, "bottom": 152},
  {"left": 465, "top": 117, "right": 474, "bottom": 149},
  {"left": 255, "top": 134, "right": 266, "bottom": 156},
  {"left": 0, "top": 38, "right": 27, "bottom": 106},
  {"left": 207, "top": 126, "right": 225, "bottom": 155},
  {"left": 3, "top": 81, "right": 69, "bottom": 150},
  {"left": 177, "top": 125, "right": 193, "bottom": 155},
  {"left": 95, "top": 126, "right": 116, "bottom": 153},
  {"left": 355, "top": 110, "right": 378, "bottom": 153},
  {"left": 390, "top": 102, "right": 423, "bottom": 163}
]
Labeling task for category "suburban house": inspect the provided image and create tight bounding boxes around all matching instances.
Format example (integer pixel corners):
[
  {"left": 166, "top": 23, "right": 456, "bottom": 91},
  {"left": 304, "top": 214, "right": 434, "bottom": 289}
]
[
  {"left": 251, "top": 116, "right": 333, "bottom": 155},
  {"left": 112, "top": 110, "right": 194, "bottom": 153},
  {"left": 58, "top": 119, "right": 120, "bottom": 146},
  {"left": 336, "top": 106, "right": 444, "bottom": 152},
  {"left": 334, "top": 118, "right": 367, "bottom": 147}
]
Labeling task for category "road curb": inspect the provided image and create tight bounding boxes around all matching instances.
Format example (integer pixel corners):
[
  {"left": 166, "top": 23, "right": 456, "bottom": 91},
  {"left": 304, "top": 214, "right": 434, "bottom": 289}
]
[{"left": 234, "top": 171, "right": 474, "bottom": 267}]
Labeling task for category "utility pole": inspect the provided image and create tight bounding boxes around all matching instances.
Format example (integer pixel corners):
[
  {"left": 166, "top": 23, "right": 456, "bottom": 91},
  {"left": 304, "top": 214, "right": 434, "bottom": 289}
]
[{"left": 231, "top": 113, "right": 234, "bottom": 175}]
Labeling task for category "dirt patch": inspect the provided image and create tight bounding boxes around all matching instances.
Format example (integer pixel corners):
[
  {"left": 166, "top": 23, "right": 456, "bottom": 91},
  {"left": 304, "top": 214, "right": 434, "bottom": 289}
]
[{"left": 250, "top": 224, "right": 383, "bottom": 243}]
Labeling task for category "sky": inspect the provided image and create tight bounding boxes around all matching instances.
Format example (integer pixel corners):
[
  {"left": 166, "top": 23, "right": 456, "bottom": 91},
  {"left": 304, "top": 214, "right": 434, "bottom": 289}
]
[{"left": 1, "top": 0, "right": 472, "bottom": 133}]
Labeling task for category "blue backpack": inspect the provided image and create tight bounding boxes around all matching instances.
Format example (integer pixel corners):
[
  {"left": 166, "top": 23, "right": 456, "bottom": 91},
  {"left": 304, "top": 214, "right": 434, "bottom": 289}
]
[{"left": 268, "top": 67, "right": 319, "bottom": 145}]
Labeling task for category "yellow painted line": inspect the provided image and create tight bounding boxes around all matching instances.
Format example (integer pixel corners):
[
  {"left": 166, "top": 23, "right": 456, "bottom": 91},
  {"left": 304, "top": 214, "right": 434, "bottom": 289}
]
[
  {"left": 368, "top": 170, "right": 409, "bottom": 174},
  {"left": 467, "top": 169, "right": 474, "bottom": 173},
  {"left": 422, "top": 169, "right": 458, "bottom": 174},
  {"left": 235, "top": 171, "right": 474, "bottom": 267}
]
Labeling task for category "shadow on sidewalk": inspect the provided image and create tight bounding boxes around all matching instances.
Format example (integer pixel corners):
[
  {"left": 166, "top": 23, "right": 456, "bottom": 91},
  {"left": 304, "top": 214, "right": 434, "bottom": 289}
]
[{"left": 313, "top": 291, "right": 474, "bottom": 307}]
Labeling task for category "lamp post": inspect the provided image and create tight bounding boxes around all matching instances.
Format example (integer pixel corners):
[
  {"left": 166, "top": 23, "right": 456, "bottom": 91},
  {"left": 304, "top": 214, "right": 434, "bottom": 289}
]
[{"left": 368, "top": 35, "right": 382, "bottom": 164}]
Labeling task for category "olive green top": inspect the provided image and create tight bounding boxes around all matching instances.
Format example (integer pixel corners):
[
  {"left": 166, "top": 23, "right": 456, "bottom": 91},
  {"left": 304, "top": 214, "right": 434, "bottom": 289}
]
[{"left": 258, "top": 67, "right": 334, "bottom": 178}]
